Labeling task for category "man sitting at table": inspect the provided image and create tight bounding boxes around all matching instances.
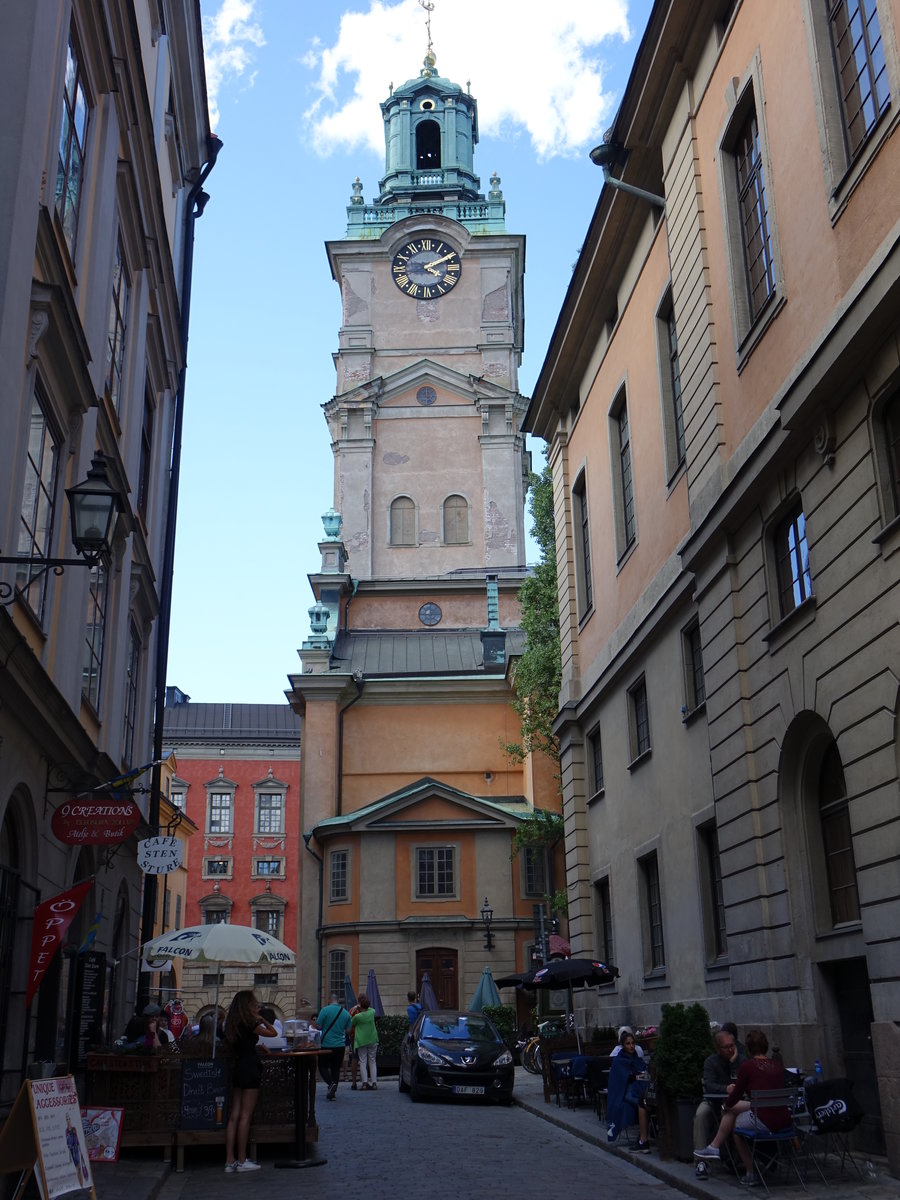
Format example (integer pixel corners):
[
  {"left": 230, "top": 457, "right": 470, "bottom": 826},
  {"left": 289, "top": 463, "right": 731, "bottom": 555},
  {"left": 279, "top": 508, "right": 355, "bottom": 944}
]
[{"left": 693, "top": 1028, "right": 745, "bottom": 1177}]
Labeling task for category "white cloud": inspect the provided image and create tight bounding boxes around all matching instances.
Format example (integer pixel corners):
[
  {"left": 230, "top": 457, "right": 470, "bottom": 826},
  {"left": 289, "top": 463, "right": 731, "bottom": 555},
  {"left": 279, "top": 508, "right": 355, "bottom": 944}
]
[
  {"left": 202, "top": 0, "right": 266, "bottom": 129},
  {"left": 302, "top": 0, "right": 632, "bottom": 161}
]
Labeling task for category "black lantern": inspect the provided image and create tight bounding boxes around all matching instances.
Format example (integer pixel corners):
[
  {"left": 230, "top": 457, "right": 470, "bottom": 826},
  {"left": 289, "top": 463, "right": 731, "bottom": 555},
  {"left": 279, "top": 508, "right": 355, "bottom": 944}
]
[
  {"left": 66, "top": 454, "right": 122, "bottom": 563},
  {"left": 480, "top": 896, "right": 494, "bottom": 950}
]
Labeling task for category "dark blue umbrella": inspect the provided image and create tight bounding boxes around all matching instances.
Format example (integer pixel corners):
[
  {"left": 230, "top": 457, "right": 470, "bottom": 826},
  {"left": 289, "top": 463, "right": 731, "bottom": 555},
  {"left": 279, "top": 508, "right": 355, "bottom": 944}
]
[
  {"left": 419, "top": 971, "right": 439, "bottom": 1011},
  {"left": 344, "top": 974, "right": 357, "bottom": 1009},
  {"left": 366, "top": 967, "right": 384, "bottom": 1017}
]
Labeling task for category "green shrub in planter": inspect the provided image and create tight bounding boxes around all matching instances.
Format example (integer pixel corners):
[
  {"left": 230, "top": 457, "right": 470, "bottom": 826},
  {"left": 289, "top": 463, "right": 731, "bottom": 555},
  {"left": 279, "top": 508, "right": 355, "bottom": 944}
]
[
  {"left": 483, "top": 1004, "right": 516, "bottom": 1049},
  {"left": 375, "top": 1013, "right": 409, "bottom": 1057},
  {"left": 653, "top": 1001, "right": 712, "bottom": 1100}
]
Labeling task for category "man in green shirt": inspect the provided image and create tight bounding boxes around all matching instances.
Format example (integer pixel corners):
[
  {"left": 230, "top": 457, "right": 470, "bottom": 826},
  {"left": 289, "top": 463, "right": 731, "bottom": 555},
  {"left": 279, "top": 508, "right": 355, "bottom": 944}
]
[{"left": 313, "top": 996, "right": 352, "bottom": 1100}]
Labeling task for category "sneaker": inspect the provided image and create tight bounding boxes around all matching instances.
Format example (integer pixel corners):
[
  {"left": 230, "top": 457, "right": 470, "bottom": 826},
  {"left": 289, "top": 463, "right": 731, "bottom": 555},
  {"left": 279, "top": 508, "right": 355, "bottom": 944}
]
[
  {"left": 636, "top": 1140, "right": 651, "bottom": 1154},
  {"left": 350, "top": 1083, "right": 357, "bottom": 1090},
  {"left": 224, "top": 1163, "right": 237, "bottom": 1173},
  {"left": 695, "top": 1162, "right": 709, "bottom": 1179},
  {"left": 370, "top": 1082, "right": 377, "bottom": 1090},
  {"left": 741, "top": 1173, "right": 759, "bottom": 1187},
  {"left": 607, "top": 1125, "right": 616, "bottom": 1143},
  {"left": 694, "top": 1145, "right": 721, "bottom": 1161},
  {"left": 327, "top": 1082, "right": 338, "bottom": 1100},
  {"left": 235, "top": 1161, "right": 261, "bottom": 1173}
]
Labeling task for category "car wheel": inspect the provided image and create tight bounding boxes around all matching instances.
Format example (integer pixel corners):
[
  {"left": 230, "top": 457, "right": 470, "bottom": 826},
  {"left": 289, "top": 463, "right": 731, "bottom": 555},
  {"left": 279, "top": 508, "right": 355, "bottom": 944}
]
[{"left": 398, "top": 1067, "right": 409, "bottom": 1093}]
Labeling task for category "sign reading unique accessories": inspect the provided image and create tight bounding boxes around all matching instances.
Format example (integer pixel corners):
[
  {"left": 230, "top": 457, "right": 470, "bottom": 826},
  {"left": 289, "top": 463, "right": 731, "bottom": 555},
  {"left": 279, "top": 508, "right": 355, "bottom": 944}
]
[
  {"left": 136, "top": 835, "right": 183, "bottom": 874},
  {"left": 51, "top": 798, "right": 141, "bottom": 845}
]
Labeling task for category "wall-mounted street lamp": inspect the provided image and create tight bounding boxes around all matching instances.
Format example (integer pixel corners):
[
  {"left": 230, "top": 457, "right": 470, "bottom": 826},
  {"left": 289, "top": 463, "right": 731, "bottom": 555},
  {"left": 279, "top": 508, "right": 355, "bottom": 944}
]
[
  {"left": 480, "top": 896, "right": 494, "bottom": 951},
  {"left": 0, "top": 454, "right": 124, "bottom": 605}
]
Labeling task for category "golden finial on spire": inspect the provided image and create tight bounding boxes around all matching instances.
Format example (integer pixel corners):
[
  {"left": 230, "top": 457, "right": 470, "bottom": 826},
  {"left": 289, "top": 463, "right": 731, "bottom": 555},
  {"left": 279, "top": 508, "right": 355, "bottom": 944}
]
[{"left": 419, "top": 0, "right": 436, "bottom": 73}]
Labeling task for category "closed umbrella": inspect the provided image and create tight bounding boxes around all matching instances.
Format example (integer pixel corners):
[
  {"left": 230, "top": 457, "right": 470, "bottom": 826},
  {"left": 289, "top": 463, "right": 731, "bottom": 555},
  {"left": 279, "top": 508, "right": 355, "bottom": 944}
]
[
  {"left": 419, "top": 972, "right": 439, "bottom": 1011},
  {"left": 469, "top": 965, "right": 501, "bottom": 1012},
  {"left": 141, "top": 924, "right": 295, "bottom": 1057},
  {"left": 344, "top": 974, "right": 357, "bottom": 1010},
  {"left": 495, "top": 970, "right": 537, "bottom": 990},
  {"left": 365, "top": 967, "right": 384, "bottom": 1017}
]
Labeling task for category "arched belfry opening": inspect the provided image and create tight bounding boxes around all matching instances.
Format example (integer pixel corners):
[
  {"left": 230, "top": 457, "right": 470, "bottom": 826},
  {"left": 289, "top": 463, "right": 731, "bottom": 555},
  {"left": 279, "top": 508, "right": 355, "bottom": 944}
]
[{"left": 416, "top": 120, "right": 441, "bottom": 170}]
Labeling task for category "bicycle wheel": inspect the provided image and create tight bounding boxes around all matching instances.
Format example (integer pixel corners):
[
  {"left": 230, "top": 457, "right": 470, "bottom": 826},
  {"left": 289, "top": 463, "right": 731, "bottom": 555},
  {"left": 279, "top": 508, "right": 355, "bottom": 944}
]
[{"left": 523, "top": 1039, "right": 542, "bottom": 1075}]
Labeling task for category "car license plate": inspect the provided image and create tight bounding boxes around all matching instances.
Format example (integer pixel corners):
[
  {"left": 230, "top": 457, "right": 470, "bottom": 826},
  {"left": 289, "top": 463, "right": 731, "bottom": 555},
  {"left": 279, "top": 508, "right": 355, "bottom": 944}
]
[{"left": 453, "top": 1085, "right": 484, "bottom": 1095}]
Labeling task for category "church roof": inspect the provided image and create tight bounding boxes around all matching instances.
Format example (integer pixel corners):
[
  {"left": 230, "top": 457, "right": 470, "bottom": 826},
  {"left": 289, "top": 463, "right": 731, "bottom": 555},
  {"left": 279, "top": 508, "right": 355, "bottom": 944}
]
[
  {"left": 390, "top": 70, "right": 464, "bottom": 100},
  {"left": 314, "top": 775, "right": 529, "bottom": 835},
  {"left": 330, "top": 628, "right": 524, "bottom": 677}
]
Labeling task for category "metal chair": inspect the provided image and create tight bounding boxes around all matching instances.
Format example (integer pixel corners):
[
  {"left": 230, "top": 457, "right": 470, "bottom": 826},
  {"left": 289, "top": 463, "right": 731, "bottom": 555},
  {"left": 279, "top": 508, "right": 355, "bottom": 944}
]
[
  {"left": 803, "top": 1077, "right": 865, "bottom": 1179},
  {"left": 733, "top": 1087, "right": 811, "bottom": 1192}
]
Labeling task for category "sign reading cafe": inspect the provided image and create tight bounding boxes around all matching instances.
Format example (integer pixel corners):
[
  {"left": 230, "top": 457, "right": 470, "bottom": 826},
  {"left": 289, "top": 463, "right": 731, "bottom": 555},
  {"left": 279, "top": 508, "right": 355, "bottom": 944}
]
[{"left": 137, "top": 836, "right": 183, "bottom": 874}]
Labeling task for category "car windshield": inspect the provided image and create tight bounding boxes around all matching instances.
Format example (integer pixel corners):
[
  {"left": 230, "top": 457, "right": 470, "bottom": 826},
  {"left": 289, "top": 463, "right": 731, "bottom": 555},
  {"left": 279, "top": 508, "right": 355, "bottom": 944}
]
[{"left": 421, "top": 1016, "right": 497, "bottom": 1042}]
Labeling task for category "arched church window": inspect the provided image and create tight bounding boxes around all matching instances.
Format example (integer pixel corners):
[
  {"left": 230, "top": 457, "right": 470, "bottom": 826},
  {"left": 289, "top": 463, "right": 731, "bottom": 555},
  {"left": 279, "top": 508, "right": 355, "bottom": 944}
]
[
  {"left": 390, "top": 496, "right": 416, "bottom": 546},
  {"left": 818, "top": 739, "right": 860, "bottom": 925},
  {"left": 416, "top": 120, "right": 441, "bottom": 171},
  {"left": 443, "top": 495, "right": 468, "bottom": 544}
]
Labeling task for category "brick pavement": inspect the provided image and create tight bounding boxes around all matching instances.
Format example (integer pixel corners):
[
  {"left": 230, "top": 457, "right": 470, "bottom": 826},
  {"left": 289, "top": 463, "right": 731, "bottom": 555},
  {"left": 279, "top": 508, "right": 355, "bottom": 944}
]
[{"left": 85, "top": 1067, "right": 899, "bottom": 1200}]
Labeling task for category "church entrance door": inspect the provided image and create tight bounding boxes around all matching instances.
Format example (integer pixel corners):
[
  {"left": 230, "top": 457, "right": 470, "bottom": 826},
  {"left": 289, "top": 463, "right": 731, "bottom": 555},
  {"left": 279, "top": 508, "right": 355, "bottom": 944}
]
[{"left": 416, "top": 948, "right": 458, "bottom": 1009}]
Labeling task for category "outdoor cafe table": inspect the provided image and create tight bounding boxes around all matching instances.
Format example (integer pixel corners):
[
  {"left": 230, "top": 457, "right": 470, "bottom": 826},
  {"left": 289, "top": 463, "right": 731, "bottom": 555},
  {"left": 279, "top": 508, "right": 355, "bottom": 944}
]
[{"left": 274, "top": 1048, "right": 330, "bottom": 1169}]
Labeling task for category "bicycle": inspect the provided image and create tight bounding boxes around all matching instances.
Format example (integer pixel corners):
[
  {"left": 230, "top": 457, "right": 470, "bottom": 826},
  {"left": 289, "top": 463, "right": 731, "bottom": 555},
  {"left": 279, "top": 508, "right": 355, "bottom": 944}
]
[{"left": 518, "top": 1014, "right": 574, "bottom": 1075}]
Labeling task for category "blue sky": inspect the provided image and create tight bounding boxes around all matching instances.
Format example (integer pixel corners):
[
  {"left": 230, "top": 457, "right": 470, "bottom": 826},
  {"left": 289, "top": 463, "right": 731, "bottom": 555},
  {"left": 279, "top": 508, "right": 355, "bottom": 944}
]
[{"left": 166, "top": 0, "right": 654, "bottom": 703}]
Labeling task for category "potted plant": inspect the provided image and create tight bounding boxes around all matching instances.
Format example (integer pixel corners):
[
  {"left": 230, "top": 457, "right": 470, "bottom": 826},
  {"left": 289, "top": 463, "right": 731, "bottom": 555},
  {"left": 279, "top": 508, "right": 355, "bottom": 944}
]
[
  {"left": 375, "top": 1014, "right": 408, "bottom": 1077},
  {"left": 652, "top": 1002, "right": 713, "bottom": 1161},
  {"left": 483, "top": 1003, "right": 517, "bottom": 1051}
]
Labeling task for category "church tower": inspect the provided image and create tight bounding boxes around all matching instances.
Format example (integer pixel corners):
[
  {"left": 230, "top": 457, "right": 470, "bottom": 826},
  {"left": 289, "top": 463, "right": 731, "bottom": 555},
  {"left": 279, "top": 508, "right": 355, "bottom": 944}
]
[{"left": 287, "top": 23, "right": 560, "bottom": 1018}]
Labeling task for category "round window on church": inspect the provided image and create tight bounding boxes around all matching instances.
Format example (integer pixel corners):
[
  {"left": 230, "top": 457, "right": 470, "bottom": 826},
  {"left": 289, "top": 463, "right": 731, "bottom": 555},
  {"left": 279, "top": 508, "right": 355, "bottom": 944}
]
[
  {"left": 417, "top": 386, "right": 437, "bottom": 406},
  {"left": 418, "top": 602, "right": 442, "bottom": 626},
  {"left": 420, "top": 99, "right": 435, "bottom": 111}
]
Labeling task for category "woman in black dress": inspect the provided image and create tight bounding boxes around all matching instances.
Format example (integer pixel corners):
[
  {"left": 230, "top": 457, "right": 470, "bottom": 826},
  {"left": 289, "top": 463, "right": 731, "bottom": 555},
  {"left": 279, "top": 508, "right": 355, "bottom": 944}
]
[{"left": 224, "top": 990, "right": 277, "bottom": 1172}]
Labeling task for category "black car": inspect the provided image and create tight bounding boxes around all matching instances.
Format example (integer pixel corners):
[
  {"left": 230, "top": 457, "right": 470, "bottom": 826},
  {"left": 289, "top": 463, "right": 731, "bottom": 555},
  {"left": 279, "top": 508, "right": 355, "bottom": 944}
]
[{"left": 399, "top": 1009, "right": 515, "bottom": 1103}]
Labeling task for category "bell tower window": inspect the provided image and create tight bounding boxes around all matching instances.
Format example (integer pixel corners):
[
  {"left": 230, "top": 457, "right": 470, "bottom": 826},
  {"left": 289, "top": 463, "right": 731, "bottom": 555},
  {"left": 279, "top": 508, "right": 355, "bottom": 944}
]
[{"left": 416, "top": 120, "right": 441, "bottom": 170}]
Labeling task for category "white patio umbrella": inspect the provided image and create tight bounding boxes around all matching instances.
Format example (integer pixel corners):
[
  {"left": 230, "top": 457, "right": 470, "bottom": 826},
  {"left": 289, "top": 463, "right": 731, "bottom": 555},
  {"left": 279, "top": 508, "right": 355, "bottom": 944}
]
[{"left": 141, "top": 924, "right": 296, "bottom": 1056}]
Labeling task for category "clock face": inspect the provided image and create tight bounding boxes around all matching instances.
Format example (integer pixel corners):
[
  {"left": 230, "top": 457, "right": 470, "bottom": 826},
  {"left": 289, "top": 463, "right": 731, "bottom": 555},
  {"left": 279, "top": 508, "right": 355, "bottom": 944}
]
[{"left": 391, "top": 237, "right": 461, "bottom": 299}]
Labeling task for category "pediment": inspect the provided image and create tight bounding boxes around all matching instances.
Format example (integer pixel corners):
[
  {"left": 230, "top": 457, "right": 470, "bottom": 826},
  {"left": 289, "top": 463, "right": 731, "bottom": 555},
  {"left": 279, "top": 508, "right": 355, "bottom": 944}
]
[{"left": 313, "top": 776, "right": 527, "bottom": 838}]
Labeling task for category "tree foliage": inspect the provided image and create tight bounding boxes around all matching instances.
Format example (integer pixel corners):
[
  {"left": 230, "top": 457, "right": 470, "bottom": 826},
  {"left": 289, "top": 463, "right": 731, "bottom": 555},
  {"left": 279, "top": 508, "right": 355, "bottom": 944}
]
[{"left": 504, "top": 463, "right": 561, "bottom": 771}]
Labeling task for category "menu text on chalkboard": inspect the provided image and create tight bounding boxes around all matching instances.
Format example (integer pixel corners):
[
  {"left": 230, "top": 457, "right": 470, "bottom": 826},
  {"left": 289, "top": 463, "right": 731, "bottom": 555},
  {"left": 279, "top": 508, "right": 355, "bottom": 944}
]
[{"left": 180, "top": 1060, "right": 230, "bottom": 1130}]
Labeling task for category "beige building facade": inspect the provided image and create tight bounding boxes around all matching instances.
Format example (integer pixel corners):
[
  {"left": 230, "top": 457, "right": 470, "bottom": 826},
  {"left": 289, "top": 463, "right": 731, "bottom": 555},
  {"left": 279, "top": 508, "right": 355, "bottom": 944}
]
[
  {"left": 527, "top": 0, "right": 900, "bottom": 1168},
  {"left": 0, "top": 0, "right": 214, "bottom": 1102}
]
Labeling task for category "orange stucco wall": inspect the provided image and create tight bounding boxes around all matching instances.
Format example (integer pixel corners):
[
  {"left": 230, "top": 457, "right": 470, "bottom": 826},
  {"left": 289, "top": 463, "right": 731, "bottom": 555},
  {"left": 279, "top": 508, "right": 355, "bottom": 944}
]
[{"left": 347, "top": 590, "right": 522, "bottom": 630}]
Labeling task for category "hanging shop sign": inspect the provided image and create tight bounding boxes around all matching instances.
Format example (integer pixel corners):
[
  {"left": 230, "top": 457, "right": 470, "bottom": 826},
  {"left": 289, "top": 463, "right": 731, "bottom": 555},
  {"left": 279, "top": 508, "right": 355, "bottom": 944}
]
[
  {"left": 137, "top": 835, "right": 183, "bottom": 874},
  {"left": 51, "top": 798, "right": 141, "bottom": 846}
]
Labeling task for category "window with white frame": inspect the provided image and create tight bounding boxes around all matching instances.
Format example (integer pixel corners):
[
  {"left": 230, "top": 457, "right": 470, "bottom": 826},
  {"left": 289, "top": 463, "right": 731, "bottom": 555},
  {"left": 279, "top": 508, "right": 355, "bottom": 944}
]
[
  {"left": 390, "top": 496, "right": 416, "bottom": 545},
  {"left": 639, "top": 851, "right": 666, "bottom": 973},
  {"left": 203, "top": 857, "right": 232, "bottom": 878},
  {"left": 656, "top": 289, "right": 686, "bottom": 481},
  {"left": 416, "top": 845, "right": 456, "bottom": 897},
  {"left": 330, "top": 849, "right": 349, "bottom": 903},
  {"left": 82, "top": 563, "right": 107, "bottom": 710},
  {"left": 55, "top": 27, "right": 90, "bottom": 258},
  {"left": 255, "top": 791, "right": 283, "bottom": 834},
  {"left": 328, "top": 949, "right": 347, "bottom": 1001},
  {"left": 697, "top": 821, "right": 728, "bottom": 962},
  {"left": 106, "top": 237, "right": 130, "bottom": 413},
  {"left": 587, "top": 725, "right": 604, "bottom": 797},
  {"left": 682, "top": 618, "right": 706, "bottom": 713},
  {"left": 594, "top": 877, "right": 615, "bottom": 967},
  {"left": 773, "top": 501, "right": 814, "bottom": 619},
  {"left": 253, "top": 907, "right": 282, "bottom": 939},
  {"left": 443, "top": 494, "right": 469, "bottom": 544},
  {"left": 610, "top": 389, "right": 636, "bottom": 558},
  {"left": 122, "top": 621, "right": 141, "bottom": 768},
  {"left": 170, "top": 789, "right": 186, "bottom": 810},
  {"left": 207, "top": 791, "right": 233, "bottom": 834},
  {"left": 16, "top": 389, "right": 59, "bottom": 619},
  {"left": 572, "top": 471, "right": 593, "bottom": 617},
  {"left": 627, "top": 677, "right": 651, "bottom": 763},
  {"left": 202, "top": 904, "right": 230, "bottom": 925},
  {"left": 254, "top": 858, "right": 284, "bottom": 878}
]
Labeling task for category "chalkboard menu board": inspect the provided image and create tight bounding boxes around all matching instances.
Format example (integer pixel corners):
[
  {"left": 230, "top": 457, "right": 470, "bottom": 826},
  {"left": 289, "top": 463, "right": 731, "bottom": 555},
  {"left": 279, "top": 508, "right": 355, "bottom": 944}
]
[
  {"left": 180, "top": 1060, "right": 230, "bottom": 1130},
  {"left": 72, "top": 952, "right": 106, "bottom": 1069}
]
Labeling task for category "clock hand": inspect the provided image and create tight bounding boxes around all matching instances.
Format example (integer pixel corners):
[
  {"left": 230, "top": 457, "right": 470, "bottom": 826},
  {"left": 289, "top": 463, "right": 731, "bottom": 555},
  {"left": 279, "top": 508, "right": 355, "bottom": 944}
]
[
  {"left": 423, "top": 252, "right": 455, "bottom": 268},
  {"left": 424, "top": 264, "right": 442, "bottom": 276}
]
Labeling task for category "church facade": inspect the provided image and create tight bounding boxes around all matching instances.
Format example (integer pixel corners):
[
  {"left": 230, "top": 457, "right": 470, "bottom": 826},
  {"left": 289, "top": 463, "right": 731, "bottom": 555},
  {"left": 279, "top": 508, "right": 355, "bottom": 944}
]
[{"left": 286, "top": 47, "right": 561, "bottom": 1016}]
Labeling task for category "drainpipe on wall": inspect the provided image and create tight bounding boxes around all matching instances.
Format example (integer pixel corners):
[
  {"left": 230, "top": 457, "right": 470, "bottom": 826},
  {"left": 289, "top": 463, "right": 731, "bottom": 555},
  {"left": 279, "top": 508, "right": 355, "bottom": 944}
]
[
  {"left": 138, "top": 133, "right": 222, "bottom": 1007},
  {"left": 303, "top": 833, "right": 324, "bottom": 1005}
]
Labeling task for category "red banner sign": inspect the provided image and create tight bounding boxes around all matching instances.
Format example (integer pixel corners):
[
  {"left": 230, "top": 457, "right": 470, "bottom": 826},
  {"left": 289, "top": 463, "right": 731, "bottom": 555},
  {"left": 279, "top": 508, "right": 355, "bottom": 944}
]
[
  {"left": 27, "top": 879, "right": 93, "bottom": 1007},
  {"left": 51, "top": 797, "right": 141, "bottom": 845}
]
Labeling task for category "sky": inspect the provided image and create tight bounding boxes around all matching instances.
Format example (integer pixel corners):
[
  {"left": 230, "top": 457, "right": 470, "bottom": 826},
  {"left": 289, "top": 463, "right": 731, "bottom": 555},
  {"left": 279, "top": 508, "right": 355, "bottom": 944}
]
[{"left": 166, "top": 0, "right": 655, "bottom": 704}]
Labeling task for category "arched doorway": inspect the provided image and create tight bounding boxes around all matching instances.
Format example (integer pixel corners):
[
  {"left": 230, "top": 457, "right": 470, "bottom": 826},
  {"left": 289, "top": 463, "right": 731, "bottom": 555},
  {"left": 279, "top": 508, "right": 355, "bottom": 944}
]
[{"left": 416, "top": 948, "right": 457, "bottom": 1008}]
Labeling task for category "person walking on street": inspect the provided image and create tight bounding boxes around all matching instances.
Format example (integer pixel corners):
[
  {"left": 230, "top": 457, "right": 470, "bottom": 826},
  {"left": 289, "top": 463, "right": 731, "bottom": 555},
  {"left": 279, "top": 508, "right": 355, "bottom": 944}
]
[
  {"left": 314, "top": 995, "right": 352, "bottom": 1100},
  {"left": 223, "top": 990, "right": 277, "bottom": 1173},
  {"left": 351, "top": 991, "right": 379, "bottom": 1090}
]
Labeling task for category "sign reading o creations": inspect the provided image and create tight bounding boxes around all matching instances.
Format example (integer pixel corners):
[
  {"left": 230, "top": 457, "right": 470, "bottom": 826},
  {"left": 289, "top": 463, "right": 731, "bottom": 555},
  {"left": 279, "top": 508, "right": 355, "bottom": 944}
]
[
  {"left": 51, "top": 798, "right": 141, "bottom": 846},
  {"left": 137, "top": 836, "right": 183, "bottom": 874}
]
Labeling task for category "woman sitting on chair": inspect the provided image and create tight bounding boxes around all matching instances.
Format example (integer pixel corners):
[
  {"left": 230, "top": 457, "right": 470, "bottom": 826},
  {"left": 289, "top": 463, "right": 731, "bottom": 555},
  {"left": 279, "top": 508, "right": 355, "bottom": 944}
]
[
  {"left": 694, "top": 1028, "right": 791, "bottom": 1180},
  {"left": 606, "top": 1031, "right": 651, "bottom": 1153}
]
